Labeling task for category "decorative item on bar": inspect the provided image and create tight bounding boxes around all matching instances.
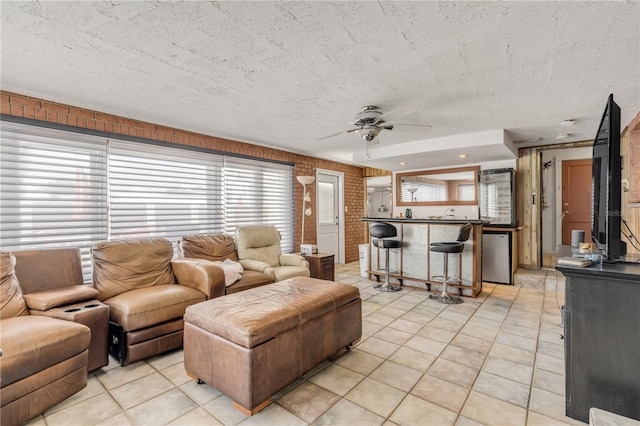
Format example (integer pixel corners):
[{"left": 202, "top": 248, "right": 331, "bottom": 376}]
[{"left": 571, "top": 230, "right": 585, "bottom": 247}]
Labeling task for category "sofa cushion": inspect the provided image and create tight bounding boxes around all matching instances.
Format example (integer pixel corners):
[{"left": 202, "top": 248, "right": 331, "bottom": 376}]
[
  {"left": 235, "top": 225, "right": 282, "bottom": 267},
  {"left": 104, "top": 284, "right": 206, "bottom": 332},
  {"left": 0, "top": 315, "right": 90, "bottom": 387},
  {"left": 23, "top": 285, "right": 100, "bottom": 311},
  {"left": 185, "top": 277, "right": 360, "bottom": 348},
  {"left": 178, "top": 234, "right": 238, "bottom": 262},
  {"left": 272, "top": 266, "right": 311, "bottom": 282},
  {"left": 226, "top": 270, "right": 275, "bottom": 294},
  {"left": 12, "top": 248, "right": 84, "bottom": 294},
  {"left": 93, "top": 238, "right": 176, "bottom": 301},
  {"left": 0, "top": 252, "right": 28, "bottom": 319}
]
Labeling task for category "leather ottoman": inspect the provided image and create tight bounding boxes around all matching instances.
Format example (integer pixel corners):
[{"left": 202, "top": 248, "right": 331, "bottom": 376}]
[{"left": 183, "top": 276, "right": 362, "bottom": 415}]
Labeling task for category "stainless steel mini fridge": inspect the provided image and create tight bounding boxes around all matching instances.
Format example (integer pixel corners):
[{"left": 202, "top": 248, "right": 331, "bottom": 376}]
[{"left": 482, "top": 231, "right": 512, "bottom": 284}]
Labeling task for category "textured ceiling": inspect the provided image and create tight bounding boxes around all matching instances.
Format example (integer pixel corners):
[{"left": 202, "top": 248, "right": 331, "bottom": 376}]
[{"left": 2, "top": 1, "right": 639, "bottom": 171}]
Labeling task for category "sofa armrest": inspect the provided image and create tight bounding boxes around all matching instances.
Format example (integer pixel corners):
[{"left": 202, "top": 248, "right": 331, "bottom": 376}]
[
  {"left": 22, "top": 285, "right": 99, "bottom": 311},
  {"left": 279, "top": 254, "right": 309, "bottom": 268},
  {"left": 171, "top": 258, "right": 226, "bottom": 299},
  {"left": 239, "top": 259, "right": 276, "bottom": 279}
]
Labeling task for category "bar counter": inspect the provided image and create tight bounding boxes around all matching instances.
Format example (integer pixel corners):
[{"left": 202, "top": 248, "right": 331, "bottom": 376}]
[{"left": 362, "top": 217, "right": 487, "bottom": 297}]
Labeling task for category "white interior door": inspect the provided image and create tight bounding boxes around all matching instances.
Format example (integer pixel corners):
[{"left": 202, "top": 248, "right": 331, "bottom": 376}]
[{"left": 316, "top": 170, "right": 344, "bottom": 263}]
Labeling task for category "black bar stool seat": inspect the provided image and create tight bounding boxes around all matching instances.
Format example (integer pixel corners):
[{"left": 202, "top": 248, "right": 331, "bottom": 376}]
[
  {"left": 369, "top": 222, "right": 402, "bottom": 292},
  {"left": 429, "top": 223, "right": 472, "bottom": 304}
]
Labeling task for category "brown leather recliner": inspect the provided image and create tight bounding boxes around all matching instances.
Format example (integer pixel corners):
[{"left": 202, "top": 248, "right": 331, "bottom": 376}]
[
  {"left": 1, "top": 252, "right": 91, "bottom": 426},
  {"left": 177, "top": 233, "right": 274, "bottom": 296},
  {"left": 92, "top": 238, "right": 225, "bottom": 366},
  {"left": 12, "top": 248, "right": 109, "bottom": 372}
]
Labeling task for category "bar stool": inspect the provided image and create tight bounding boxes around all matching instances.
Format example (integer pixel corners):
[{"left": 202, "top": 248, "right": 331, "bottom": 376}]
[
  {"left": 429, "top": 223, "right": 472, "bottom": 304},
  {"left": 369, "top": 222, "right": 402, "bottom": 292}
]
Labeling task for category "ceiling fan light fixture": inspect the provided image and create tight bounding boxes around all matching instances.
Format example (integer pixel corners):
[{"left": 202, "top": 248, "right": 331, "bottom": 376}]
[{"left": 355, "top": 126, "right": 382, "bottom": 141}]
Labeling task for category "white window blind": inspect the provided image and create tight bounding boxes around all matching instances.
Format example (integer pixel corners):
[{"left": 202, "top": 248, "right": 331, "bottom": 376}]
[
  {"left": 224, "top": 157, "right": 294, "bottom": 252},
  {"left": 2, "top": 121, "right": 296, "bottom": 276},
  {"left": 0, "top": 122, "right": 108, "bottom": 280},
  {"left": 318, "top": 181, "right": 335, "bottom": 224},
  {"left": 401, "top": 182, "right": 447, "bottom": 202},
  {"left": 457, "top": 184, "right": 475, "bottom": 201},
  {"left": 479, "top": 182, "right": 499, "bottom": 218},
  {"left": 109, "top": 139, "right": 224, "bottom": 241}
]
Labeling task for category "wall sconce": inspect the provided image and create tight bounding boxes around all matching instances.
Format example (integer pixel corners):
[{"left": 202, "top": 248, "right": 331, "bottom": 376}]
[{"left": 296, "top": 175, "right": 315, "bottom": 246}]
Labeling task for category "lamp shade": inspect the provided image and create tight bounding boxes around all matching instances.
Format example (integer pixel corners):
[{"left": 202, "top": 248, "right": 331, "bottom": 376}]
[{"left": 296, "top": 176, "right": 315, "bottom": 185}]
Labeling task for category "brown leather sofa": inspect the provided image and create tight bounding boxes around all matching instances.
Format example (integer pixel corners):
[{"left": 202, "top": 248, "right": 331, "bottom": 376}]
[
  {"left": 92, "top": 238, "right": 225, "bottom": 366},
  {"left": 178, "top": 233, "right": 274, "bottom": 295},
  {"left": 1, "top": 252, "right": 91, "bottom": 426},
  {"left": 235, "top": 225, "right": 310, "bottom": 281},
  {"left": 12, "top": 248, "right": 109, "bottom": 372}
]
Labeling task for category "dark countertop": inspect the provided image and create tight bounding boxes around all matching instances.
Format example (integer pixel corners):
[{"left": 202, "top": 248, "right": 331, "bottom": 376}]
[
  {"left": 555, "top": 245, "right": 640, "bottom": 280},
  {"left": 361, "top": 217, "right": 489, "bottom": 225}
]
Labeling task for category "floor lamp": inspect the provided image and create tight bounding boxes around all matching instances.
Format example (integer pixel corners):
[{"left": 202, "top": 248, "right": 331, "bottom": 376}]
[{"left": 296, "top": 175, "right": 315, "bottom": 247}]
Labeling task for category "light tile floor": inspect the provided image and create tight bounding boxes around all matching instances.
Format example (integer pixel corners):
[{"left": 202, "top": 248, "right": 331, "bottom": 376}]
[{"left": 28, "top": 264, "right": 585, "bottom": 426}]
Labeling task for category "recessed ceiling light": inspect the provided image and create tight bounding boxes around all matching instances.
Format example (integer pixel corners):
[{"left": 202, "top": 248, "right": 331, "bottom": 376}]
[
  {"left": 561, "top": 119, "right": 575, "bottom": 127},
  {"left": 459, "top": 154, "right": 468, "bottom": 158},
  {"left": 400, "top": 161, "right": 407, "bottom": 165},
  {"left": 556, "top": 133, "right": 571, "bottom": 139}
]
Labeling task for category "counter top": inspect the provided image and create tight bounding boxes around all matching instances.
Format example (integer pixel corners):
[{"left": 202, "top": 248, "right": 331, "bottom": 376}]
[
  {"left": 361, "top": 217, "right": 489, "bottom": 225},
  {"left": 555, "top": 245, "right": 640, "bottom": 280}
]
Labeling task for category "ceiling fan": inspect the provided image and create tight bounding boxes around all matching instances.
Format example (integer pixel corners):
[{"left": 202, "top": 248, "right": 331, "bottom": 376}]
[{"left": 318, "top": 105, "right": 432, "bottom": 144}]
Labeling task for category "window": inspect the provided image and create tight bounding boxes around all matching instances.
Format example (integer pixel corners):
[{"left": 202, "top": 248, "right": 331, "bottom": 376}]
[
  {"left": 109, "top": 139, "right": 224, "bottom": 241},
  {"left": 224, "top": 157, "right": 294, "bottom": 252},
  {"left": 457, "top": 184, "right": 475, "bottom": 201},
  {"left": 401, "top": 182, "right": 447, "bottom": 202},
  {"left": 0, "top": 122, "right": 108, "bottom": 279},
  {"left": 317, "top": 182, "right": 335, "bottom": 224},
  {"left": 1, "top": 121, "right": 295, "bottom": 279}
]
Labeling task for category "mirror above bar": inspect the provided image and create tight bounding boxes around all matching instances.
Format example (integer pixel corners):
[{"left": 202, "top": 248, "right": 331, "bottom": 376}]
[{"left": 396, "top": 166, "right": 480, "bottom": 206}]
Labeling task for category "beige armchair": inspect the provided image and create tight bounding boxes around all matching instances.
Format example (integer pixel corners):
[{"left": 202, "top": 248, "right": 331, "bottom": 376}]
[{"left": 235, "top": 225, "right": 310, "bottom": 282}]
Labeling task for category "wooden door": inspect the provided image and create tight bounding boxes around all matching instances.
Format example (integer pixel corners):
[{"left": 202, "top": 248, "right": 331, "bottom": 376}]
[{"left": 562, "top": 159, "right": 593, "bottom": 245}]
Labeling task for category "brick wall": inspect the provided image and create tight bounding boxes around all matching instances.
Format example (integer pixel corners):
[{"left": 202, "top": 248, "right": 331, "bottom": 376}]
[{"left": 1, "top": 91, "right": 366, "bottom": 263}]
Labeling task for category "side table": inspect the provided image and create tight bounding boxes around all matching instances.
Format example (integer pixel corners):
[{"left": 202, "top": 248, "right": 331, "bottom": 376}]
[{"left": 301, "top": 253, "right": 335, "bottom": 281}]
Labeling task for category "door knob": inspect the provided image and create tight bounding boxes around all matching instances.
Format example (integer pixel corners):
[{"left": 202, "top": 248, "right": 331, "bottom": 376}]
[{"left": 562, "top": 210, "right": 569, "bottom": 218}]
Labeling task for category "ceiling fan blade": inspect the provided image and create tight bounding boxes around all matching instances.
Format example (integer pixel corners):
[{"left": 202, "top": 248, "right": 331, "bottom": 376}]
[
  {"left": 386, "top": 123, "right": 433, "bottom": 128},
  {"left": 316, "top": 128, "right": 358, "bottom": 140}
]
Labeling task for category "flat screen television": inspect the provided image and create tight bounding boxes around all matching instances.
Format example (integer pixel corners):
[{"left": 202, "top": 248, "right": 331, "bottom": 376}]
[{"left": 591, "top": 94, "right": 626, "bottom": 261}]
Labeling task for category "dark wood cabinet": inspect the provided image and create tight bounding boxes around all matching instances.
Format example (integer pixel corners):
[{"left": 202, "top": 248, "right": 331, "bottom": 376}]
[
  {"left": 556, "top": 248, "right": 640, "bottom": 423},
  {"left": 302, "top": 253, "right": 335, "bottom": 281}
]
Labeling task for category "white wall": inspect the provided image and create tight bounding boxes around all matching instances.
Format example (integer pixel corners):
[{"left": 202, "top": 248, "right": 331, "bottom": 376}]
[{"left": 541, "top": 147, "right": 592, "bottom": 254}]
